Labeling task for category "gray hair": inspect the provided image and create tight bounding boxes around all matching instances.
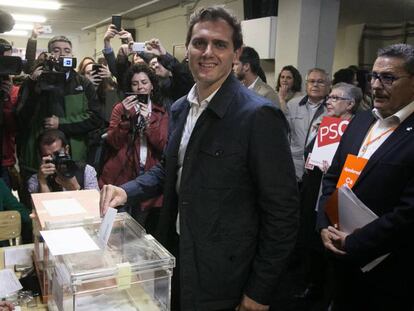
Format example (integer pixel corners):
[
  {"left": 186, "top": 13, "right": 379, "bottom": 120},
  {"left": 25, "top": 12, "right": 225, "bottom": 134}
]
[
  {"left": 306, "top": 67, "right": 331, "bottom": 85},
  {"left": 48, "top": 35, "right": 72, "bottom": 53},
  {"left": 378, "top": 43, "right": 414, "bottom": 75},
  {"left": 332, "top": 82, "right": 362, "bottom": 113}
]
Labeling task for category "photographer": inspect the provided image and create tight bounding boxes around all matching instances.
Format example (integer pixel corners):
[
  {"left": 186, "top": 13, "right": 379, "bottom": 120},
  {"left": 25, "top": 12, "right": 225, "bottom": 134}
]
[
  {"left": 17, "top": 35, "right": 103, "bottom": 201},
  {"left": 99, "top": 64, "right": 168, "bottom": 233},
  {"left": 0, "top": 38, "right": 20, "bottom": 189},
  {"left": 28, "top": 129, "right": 98, "bottom": 193}
]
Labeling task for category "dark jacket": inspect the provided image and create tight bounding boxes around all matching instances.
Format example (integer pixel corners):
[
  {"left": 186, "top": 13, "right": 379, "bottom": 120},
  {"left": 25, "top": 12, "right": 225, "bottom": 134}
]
[
  {"left": 122, "top": 74, "right": 299, "bottom": 310},
  {"left": 317, "top": 110, "right": 414, "bottom": 309}
]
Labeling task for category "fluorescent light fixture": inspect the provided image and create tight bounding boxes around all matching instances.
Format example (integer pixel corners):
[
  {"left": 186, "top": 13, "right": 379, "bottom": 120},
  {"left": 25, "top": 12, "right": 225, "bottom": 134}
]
[
  {"left": 13, "top": 23, "right": 34, "bottom": 30},
  {"left": 0, "top": 0, "right": 61, "bottom": 10},
  {"left": 2, "top": 30, "right": 29, "bottom": 37},
  {"left": 11, "top": 14, "right": 46, "bottom": 23}
]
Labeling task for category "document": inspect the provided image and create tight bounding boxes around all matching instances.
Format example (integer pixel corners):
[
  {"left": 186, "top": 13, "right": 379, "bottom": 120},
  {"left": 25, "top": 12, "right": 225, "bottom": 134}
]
[
  {"left": 42, "top": 198, "right": 87, "bottom": 217},
  {"left": 338, "top": 185, "right": 389, "bottom": 272},
  {"left": 4, "top": 244, "right": 34, "bottom": 267},
  {"left": 40, "top": 227, "right": 100, "bottom": 256},
  {"left": 0, "top": 269, "right": 22, "bottom": 298},
  {"left": 98, "top": 207, "right": 117, "bottom": 246}
]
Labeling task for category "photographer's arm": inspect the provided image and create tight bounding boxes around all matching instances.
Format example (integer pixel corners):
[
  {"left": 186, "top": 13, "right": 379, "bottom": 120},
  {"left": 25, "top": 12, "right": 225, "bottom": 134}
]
[
  {"left": 23, "top": 24, "right": 42, "bottom": 74},
  {"left": 106, "top": 101, "right": 133, "bottom": 150}
]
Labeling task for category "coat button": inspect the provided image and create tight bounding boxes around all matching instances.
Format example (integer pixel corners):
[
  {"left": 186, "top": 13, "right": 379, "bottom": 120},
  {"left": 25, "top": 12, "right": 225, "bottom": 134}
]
[
  {"left": 182, "top": 201, "right": 189, "bottom": 206},
  {"left": 214, "top": 150, "right": 223, "bottom": 156}
]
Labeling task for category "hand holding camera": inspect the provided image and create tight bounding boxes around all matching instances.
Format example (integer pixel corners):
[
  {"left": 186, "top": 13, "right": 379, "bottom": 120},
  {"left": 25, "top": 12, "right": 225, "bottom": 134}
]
[
  {"left": 54, "top": 174, "right": 80, "bottom": 191},
  {"left": 0, "top": 77, "right": 12, "bottom": 93},
  {"left": 145, "top": 38, "right": 167, "bottom": 56},
  {"left": 121, "top": 95, "right": 138, "bottom": 117},
  {"left": 38, "top": 155, "right": 56, "bottom": 183}
]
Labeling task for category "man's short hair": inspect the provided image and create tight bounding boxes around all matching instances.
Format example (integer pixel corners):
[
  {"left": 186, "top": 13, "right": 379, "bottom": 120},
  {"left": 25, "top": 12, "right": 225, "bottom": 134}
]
[
  {"left": 185, "top": 6, "right": 243, "bottom": 51},
  {"left": 332, "top": 82, "right": 362, "bottom": 113},
  {"left": 47, "top": 35, "right": 72, "bottom": 53},
  {"left": 239, "top": 46, "right": 260, "bottom": 75},
  {"left": 37, "top": 129, "right": 68, "bottom": 154},
  {"left": 378, "top": 43, "right": 414, "bottom": 75},
  {"left": 306, "top": 67, "right": 331, "bottom": 85}
]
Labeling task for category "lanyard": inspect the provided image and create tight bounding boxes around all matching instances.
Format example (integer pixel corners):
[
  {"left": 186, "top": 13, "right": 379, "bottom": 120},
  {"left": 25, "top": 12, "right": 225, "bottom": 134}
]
[{"left": 360, "top": 125, "right": 397, "bottom": 155}]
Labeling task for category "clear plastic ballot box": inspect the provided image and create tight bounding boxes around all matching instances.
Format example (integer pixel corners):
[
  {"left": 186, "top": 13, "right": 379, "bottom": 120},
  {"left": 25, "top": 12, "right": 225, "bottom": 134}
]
[
  {"left": 31, "top": 190, "right": 101, "bottom": 302},
  {"left": 46, "top": 212, "right": 175, "bottom": 311}
]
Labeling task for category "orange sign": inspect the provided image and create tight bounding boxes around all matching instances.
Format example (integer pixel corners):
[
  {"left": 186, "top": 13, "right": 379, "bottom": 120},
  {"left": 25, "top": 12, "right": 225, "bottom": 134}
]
[{"left": 336, "top": 154, "right": 368, "bottom": 189}]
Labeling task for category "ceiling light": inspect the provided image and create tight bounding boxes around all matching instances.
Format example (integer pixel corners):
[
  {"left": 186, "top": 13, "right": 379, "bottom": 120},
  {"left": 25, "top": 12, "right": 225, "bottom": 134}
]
[
  {"left": 0, "top": 0, "right": 61, "bottom": 10},
  {"left": 2, "top": 30, "right": 29, "bottom": 37},
  {"left": 11, "top": 14, "right": 46, "bottom": 23},
  {"left": 13, "top": 23, "right": 34, "bottom": 30}
]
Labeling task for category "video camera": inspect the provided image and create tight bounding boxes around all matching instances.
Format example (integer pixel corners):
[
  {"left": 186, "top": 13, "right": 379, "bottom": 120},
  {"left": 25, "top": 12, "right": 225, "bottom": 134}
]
[
  {"left": 0, "top": 42, "right": 23, "bottom": 77},
  {"left": 46, "top": 150, "right": 77, "bottom": 179},
  {"left": 38, "top": 55, "right": 77, "bottom": 92}
]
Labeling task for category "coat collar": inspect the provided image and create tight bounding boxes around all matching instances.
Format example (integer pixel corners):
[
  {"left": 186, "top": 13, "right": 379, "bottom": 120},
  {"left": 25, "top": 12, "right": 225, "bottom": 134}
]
[
  {"left": 354, "top": 110, "right": 414, "bottom": 187},
  {"left": 205, "top": 74, "right": 239, "bottom": 119}
]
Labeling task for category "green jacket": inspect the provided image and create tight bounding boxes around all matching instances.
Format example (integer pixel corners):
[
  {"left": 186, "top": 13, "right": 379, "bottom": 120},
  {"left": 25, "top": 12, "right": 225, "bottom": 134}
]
[
  {"left": 0, "top": 179, "right": 31, "bottom": 225},
  {"left": 17, "top": 70, "right": 103, "bottom": 174}
]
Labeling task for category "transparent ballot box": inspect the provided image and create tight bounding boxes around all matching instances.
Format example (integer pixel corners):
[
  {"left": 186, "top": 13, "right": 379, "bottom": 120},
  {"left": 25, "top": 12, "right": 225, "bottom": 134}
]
[
  {"left": 46, "top": 212, "right": 175, "bottom": 311},
  {"left": 31, "top": 190, "right": 101, "bottom": 302}
]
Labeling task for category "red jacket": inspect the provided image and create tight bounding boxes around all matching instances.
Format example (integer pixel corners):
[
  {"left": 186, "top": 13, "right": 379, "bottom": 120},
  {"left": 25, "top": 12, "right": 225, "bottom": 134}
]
[
  {"left": 2, "top": 85, "right": 19, "bottom": 167},
  {"left": 99, "top": 101, "right": 168, "bottom": 210}
]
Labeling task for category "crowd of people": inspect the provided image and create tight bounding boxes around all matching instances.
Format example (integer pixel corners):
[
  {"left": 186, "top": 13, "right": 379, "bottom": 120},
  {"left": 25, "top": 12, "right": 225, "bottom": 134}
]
[{"left": 1, "top": 5, "right": 413, "bottom": 311}]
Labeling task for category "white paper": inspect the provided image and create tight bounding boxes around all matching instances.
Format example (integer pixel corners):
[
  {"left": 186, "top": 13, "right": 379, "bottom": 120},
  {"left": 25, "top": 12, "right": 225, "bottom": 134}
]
[
  {"left": 42, "top": 198, "right": 86, "bottom": 217},
  {"left": 338, "top": 185, "right": 390, "bottom": 271},
  {"left": 309, "top": 141, "right": 339, "bottom": 168},
  {"left": 40, "top": 227, "right": 99, "bottom": 256},
  {"left": 99, "top": 207, "right": 117, "bottom": 246},
  {"left": 0, "top": 269, "right": 23, "bottom": 298},
  {"left": 4, "top": 244, "right": 34, "bottom": 267}
]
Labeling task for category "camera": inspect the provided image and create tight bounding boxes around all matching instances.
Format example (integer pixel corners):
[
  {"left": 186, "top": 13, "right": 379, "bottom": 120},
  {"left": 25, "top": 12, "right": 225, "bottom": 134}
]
[
  {"left": 38, "top": 55, "right": 77, "bottom": 91},
  {"left": 0, "top": 42, "right": 23, "bottom": 77},
  {"left": 46, "top": 150, "right": 77, "bottom": 178}
]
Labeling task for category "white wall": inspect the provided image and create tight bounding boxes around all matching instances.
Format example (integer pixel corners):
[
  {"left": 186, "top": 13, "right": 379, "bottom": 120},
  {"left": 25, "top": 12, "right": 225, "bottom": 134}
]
[{"left": 332, "top": 24, "right": 364, "bottom": 73}]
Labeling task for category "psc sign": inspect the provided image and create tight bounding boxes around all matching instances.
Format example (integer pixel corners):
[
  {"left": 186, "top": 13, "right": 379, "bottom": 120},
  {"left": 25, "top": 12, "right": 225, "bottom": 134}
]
[{"left": 318, "top": 117, "right": 349, "bottom": 147}]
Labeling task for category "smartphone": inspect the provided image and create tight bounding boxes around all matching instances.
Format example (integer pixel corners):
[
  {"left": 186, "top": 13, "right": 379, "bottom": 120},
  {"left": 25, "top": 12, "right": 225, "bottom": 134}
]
[
  {"left": 112, "top": 15, "right": 122, "bottom": 31},
  {"left": 132, "top": 42, "right": 146, "bottom": 52},
  {"left": 124, "top": 92, "right": 148, "bottom": 103},
  {"left": 42, "top": 25, "right": 52, "bottom": 34},
  {"left": 92, "top": 64, "right": 103, "bottom": 74}
]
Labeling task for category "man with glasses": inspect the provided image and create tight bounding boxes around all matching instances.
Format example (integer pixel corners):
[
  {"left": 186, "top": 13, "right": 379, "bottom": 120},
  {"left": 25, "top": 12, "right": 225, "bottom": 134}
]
[
  {"left": 286, "top": 68, "right": 330, "bottom": 182},
  {"left": 317, "top": 44, "right": 414, "bottom": 310}
]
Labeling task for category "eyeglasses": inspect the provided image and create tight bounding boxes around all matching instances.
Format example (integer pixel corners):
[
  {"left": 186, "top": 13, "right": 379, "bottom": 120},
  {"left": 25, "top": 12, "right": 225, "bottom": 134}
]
[
  {"left": 367, "top": 71, "right": 411, "bottom": 86},
  {"left": 327, "top": 95, "right": 352, "bottom": 102},
  {"left": 306, "top": 79, "right": 327, "bottom": 86}
]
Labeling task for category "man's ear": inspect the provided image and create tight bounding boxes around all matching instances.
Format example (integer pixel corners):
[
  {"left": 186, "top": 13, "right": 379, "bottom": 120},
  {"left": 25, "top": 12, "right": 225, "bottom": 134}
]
[
  {"left": 243, "top": 63, "right": 251, "bottom": 73},
  {"left": 65, "top": 145, "right": 70, "bottom": 154}
]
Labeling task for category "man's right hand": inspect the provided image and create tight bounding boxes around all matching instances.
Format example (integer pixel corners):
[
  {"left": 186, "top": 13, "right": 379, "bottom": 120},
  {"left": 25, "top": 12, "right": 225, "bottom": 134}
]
[
  {"left": 30, "top": 66, "right": 43, "bottom": 81},
  {"left": 38, "top": 155, "right": 56, "bottom": 183},
  {"left": 100, "top": 185, "right": 127, "bottom": 216},
  {"left": 104, "top": 24, "right": 118, "bottom": 41}
]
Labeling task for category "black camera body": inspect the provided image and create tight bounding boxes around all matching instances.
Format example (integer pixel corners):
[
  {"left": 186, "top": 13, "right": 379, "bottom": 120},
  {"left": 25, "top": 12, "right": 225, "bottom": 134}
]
[
  {"left": 46, "top": 150, "right": 77, "bottom": 179},
  {"left": 0, "top": 42, "right": 23, "bottom": 77},
  {"left": 38, "top": 56, "right": 77, "bottom": 91}
]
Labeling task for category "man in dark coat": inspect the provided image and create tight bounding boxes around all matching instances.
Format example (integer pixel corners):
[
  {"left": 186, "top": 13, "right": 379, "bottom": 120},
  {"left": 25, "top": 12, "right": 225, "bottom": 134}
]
[
  {"left": 317, "top": 43, "right": 414, "bottom": 310},
  {"left": 101, "top": 6, "right": 299, "bottom": 311}
]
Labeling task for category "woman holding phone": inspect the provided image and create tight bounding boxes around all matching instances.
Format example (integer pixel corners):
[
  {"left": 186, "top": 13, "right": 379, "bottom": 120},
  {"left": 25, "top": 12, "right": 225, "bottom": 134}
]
[{"left": 99, "top": 64, "right": 168, "bottom": 232}]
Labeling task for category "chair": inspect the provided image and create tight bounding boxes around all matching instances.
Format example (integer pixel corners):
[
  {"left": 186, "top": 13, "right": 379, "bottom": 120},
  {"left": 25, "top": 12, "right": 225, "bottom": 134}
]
[{"left": 0, "top": 211, "right": 21, "bottom": 245}]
